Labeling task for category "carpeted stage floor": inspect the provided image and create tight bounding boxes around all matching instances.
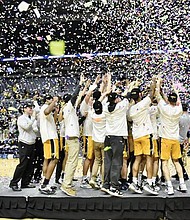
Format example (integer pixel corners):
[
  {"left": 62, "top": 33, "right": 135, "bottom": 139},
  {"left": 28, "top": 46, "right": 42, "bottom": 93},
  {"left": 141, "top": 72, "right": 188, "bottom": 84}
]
[{"left": 1, "top": 158, "right": 190, "bottom": 220}]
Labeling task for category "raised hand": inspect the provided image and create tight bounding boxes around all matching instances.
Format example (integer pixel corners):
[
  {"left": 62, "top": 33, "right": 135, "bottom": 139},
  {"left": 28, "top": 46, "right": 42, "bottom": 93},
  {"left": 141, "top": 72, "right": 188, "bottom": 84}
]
[
  {"left": 95, "top": 74, "right": 101, "bottom": 84},
  {"left": 79, "top": 73, "right": 86, "bottom": 85}
]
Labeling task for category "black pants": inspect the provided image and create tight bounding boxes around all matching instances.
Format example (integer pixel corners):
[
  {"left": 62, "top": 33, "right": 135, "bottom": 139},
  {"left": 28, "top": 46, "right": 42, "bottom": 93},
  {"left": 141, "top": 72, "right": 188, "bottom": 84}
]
[
  {"left": 32, "top": 137, "right": 44, "bottom": 181},
  {"left": 103, "top": 135, "right": 124, "bottom": 190},
  {"left": 10, "top": 141, "right": 35, "bottom": 187}
]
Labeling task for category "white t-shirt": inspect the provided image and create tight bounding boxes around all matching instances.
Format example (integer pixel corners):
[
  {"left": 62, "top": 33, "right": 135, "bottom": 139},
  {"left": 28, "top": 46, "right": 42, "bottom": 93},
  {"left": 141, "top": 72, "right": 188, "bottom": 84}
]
[
  {"left": 80, "top": 100, "right": 93, "bottom": 136},
  {"left": 92, "top": 112, "right": 106, "bottom": 143},
  {"left": 149, "top": 105, "right": 159, "bottom": 140},
  {"left": 157, "top": 99, "right": 182, "bottom": 140},
  {"left": 104, "top": 99, "right": 129, "bottom": 136},
  {"left": 129, "top": 96, "right": 153, "bottom": 140},
  {"left": 64, "top": 101, "right": 80, "bottom": 138},
  {"left": 40, "top": 104, "right": 58, "bottom": 143}
]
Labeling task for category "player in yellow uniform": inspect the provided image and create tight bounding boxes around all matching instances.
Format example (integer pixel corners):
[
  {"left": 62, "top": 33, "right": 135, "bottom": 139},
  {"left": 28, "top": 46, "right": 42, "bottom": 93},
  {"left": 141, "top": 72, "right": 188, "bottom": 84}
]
[{"left": 155, "top": 77, "right": 187, "bottom": 195}]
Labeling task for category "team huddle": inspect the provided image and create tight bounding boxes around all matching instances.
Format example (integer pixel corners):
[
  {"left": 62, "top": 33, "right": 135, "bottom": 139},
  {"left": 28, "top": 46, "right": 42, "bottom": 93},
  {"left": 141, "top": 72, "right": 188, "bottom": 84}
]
[{"left": 9, "top": 73, "right": 190, "bottom": 198}]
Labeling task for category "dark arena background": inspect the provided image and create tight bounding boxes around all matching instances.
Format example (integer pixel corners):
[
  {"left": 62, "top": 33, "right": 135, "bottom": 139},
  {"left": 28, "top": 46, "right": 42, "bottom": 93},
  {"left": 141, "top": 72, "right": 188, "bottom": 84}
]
[{"left": 0, "top": 0, "right": 190, "bottom": 220}]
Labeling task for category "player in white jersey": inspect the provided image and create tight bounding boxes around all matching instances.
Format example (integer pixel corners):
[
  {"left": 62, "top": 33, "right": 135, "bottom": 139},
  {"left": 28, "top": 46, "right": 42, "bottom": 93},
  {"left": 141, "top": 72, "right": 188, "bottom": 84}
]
[
  {"left": 61, "top": 73, "right": 85, "bottom": 196},
  {"left": 80, "top": 76, "right": 101, "bottom": 188},
  {"left": 80, "top": 94, "right": 94, "bottom": 188},
  {"left": 102, "top": 92, "right": 129, "bottom": 197},
  {"left": 89, "top": 100, "right": 106, "bottom": 189},
  {"left": 128, "top": 79, "right": 158, "bottom": 196},
  {"left": 39, "top": 95, "right": 59, "bottom": 195},
  {"left": 156, "top": 78, "right": 187, "bottom": 195}
]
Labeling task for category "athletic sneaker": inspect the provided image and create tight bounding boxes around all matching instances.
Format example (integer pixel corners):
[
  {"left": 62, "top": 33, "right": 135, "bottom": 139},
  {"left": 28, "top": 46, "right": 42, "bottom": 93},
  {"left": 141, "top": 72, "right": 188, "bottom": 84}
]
[
  {"left": 152, "top": 183, "right": 161, "bottom": 192},
  {"left": 128, "top": 182, "right": 143, "bottom": 194},
  {"left": 107, "top": 187, "right": 123, "bottom": 198},
  {"left": 50, "top": 185, "right": 58, "bottom": 190},
  {"left": 143, "top": 182, "right": 159, "bottom": 195},
  {"left": 89, "top": 179, "right": 100, "bottom": 189},
  {"left": 165, "top": 186, "right": 174, "bottom": 195},
  {"left": 61, "top": 185, "right": 76, "bottom": 196},
  {"left": 120, "top": 182, "right": 129, "bottom": 191},
  {"left": 177, "top": 183, "right": 187, "bottom": 193},
  {"left": 101, "top": 186, "right": 110, "bottom": 194},
  {"left": 39, "top": 185, "right": 56, "bottom": 195},
  {"left": 80, "top": 178, "right": 92, "bottom": 189}
]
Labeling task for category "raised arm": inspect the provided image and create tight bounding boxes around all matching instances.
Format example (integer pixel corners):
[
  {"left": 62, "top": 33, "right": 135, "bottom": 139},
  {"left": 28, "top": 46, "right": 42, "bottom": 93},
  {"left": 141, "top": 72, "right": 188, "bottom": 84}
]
[
  {"left": 84, "top": 75, "right": 100, "bottom": 104},
  {"left": 76, "top": 79, "right": 91, "bottom": 107},
  {"left": 99, "top": 74, "right": 108, "bottom": 94},
  {"left": 44, "top": 97, "right": 58, "bottom": 115},
  {"left": 149, "top": 76, "right": 156, "bottom": 101},
  {"left": 70, "top": 73, "right": 85, "bottom": 107},
  {"left": 99, "top": 73, "right": 112, "bottom": 102},
  {"left": 155, "top": 77, "right": 163, "bottom": 103}
]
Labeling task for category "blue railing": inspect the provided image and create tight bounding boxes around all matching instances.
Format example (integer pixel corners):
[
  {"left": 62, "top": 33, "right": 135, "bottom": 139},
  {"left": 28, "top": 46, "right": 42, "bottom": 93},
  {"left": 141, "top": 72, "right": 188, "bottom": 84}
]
[{"left": 1, "top": 48, "right": 189, "bottom": 62}]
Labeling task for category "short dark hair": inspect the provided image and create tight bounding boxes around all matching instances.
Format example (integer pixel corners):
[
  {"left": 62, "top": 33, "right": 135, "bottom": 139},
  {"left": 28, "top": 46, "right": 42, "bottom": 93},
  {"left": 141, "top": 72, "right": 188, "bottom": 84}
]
[
  {"left": 168, "top": 92, "right": 177, "bottom": 103},
  {"left": 93, "top": 100, "right": 102, "bottom": 114},
  {"left": 130, "top": 88, "right": 140, "bottom": 101},
  {"left": 63, "top": 93, "right": 72, "bottom": 103},
  {"left": 93, "top": 90, "right": 101, "bottom": 101},
  {"left": 23, "top": 102, "right": 34, "bottom": 108},
  {"left": 108, "top": 92, "right": 118, "bottom": 103},
  {"left": 43, "top": 95, "right": 53, "bottom": 103}
]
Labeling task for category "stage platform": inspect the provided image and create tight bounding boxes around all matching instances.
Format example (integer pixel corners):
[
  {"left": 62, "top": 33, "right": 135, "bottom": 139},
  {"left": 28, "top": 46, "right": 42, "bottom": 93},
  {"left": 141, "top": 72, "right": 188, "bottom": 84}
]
[{"left": 1, "top": 178, "right": 190, "bottom": 220}]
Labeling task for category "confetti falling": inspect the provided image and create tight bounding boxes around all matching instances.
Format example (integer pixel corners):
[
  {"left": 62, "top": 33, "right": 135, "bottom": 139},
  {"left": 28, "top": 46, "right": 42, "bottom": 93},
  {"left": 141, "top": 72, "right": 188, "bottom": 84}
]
[
  {"left": 0, "top": 0, "right": 189, "bottom": 106},
  {"left": 0, "top": 0, "right": 189, "bottom": 178}
]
